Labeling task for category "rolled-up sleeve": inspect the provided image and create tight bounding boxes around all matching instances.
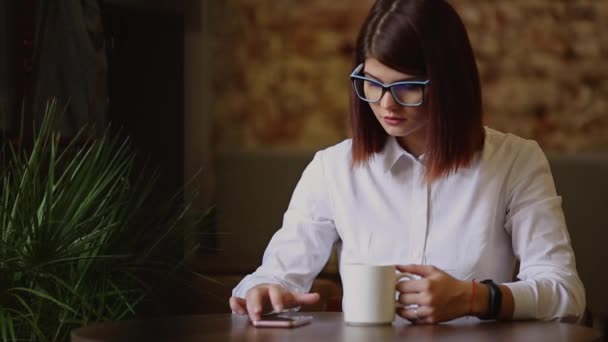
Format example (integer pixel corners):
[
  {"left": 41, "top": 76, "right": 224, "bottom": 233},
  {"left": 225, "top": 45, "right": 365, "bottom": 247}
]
[
  {"left": 503, "top": 140, "right": 586, "bottom": 321},
  {"left": 232, "top": 151, "right": 339, "bottom": 298}
]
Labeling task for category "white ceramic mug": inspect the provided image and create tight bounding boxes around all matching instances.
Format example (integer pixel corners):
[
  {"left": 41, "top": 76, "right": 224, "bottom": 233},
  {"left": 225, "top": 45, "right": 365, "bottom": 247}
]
[{"left": 340, "top": 264, "right": 413, "bottom": 325}]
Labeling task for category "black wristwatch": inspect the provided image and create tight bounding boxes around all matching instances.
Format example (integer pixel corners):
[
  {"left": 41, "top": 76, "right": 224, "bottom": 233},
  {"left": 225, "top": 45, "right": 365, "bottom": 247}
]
[{"left": 480, "top": 279, "right": 502, "bottom": 320}]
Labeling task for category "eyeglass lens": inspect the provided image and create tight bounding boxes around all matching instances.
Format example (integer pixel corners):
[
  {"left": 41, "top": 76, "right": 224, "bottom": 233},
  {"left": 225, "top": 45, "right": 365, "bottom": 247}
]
[{"left": 353, "top": 78, "right": 423, "bottom": 105}]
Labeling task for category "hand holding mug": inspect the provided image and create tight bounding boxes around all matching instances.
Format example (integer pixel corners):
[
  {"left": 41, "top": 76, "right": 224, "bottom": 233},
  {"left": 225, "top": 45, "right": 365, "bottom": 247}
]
[{"left": 395, "top": 264, "right": 470, "bottom": 324}]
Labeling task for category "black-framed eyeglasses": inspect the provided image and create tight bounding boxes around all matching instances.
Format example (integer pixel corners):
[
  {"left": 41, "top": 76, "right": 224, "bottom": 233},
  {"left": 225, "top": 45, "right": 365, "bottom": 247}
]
[{"left": 350, "top": 63, "right": 430, "bottom": 107}]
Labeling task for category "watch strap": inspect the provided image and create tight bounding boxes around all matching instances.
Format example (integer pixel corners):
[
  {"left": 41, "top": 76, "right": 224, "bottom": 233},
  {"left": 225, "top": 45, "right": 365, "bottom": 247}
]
[{"left": 480, "top": 279, "right": 502, "bottom": 320}]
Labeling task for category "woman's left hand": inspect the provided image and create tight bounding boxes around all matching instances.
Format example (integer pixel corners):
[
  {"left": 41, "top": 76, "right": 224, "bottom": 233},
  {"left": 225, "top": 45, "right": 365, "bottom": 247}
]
[{"left": 396, "top": 264, "right": 470, "bottom": 324}]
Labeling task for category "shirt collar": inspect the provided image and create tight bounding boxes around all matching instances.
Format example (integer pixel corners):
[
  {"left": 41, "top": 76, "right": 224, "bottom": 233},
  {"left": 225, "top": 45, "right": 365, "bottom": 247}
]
[{"left": 381, "top": 137, "right": 425, "bottom": 172}]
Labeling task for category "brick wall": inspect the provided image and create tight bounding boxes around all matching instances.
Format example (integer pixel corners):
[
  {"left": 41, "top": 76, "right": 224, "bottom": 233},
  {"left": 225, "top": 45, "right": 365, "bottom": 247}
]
[{"left": 207, "top": 0, "right": 608, "bottom": 153}]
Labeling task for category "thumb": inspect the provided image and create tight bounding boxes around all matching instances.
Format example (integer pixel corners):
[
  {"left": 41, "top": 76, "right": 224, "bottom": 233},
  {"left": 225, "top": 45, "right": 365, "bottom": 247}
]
[
  {"left": 397, "top": 264, "right": 437, "bottom": 277},
  {"left": 291, "top": 292, "right": 321, "bottom": 306},
  {"left": 229, "top": 296, "right": 247, "bottom": 314}
]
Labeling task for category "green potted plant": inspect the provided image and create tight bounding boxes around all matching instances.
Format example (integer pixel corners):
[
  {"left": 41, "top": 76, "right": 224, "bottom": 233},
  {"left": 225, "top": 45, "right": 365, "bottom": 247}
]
[{"left": 0, "top": 101, "right": 212, "bottom": 341}]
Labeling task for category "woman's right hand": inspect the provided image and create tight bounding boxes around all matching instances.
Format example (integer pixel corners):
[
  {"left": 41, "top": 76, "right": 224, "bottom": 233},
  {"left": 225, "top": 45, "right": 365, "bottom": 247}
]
[{"left": 229, "top": 284, "right": 320, "bottom": 322}]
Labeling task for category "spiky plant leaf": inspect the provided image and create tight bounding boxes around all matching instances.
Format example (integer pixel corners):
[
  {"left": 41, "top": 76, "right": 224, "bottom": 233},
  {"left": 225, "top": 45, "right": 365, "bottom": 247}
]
[{"left": 0, "top": 100, "right": 211, "bottom": 341}]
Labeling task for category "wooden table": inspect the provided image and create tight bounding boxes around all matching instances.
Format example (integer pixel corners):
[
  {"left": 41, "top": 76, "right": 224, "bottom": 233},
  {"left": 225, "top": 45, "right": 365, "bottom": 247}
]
[{"left": 71, "top": 312, "right": 601, "bottom": 342}]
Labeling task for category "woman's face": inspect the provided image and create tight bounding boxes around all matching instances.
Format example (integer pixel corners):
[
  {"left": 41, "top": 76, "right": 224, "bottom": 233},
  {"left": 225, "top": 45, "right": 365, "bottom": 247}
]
[{"left": 363, "top": 58, "right": 429, "bottom": 151}]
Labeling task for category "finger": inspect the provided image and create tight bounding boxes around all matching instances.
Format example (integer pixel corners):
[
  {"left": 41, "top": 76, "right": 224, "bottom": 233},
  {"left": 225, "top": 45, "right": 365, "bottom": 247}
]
[
  {"left": 396, "top": 278, "right": 429, "bottom": 293},
  {"left": 229, "top": 297, "right": 247, "bottom": 315},
  {"left": 397, "top": 292, "right": 421, "bottom": 306},
  {"left": 268, "top": 285, "right": 286, "bottom": 312},
  {"left": 397, "top": 264, "right": 438, "bottom": 277},
  {"left": 397, "top": 307, "right": 422, "bottom": 323},
  {"left": 396, "top": 308, "right": 410, "bottom": 322},
  {"left": 413, "top": 306, "right": 437, "bottom": 324},
  {"left": 246, "top": 287, "right": 267, "bottom": 321},
  {"left": 291, "top": 292, "right": 321, "bottom": 306}
]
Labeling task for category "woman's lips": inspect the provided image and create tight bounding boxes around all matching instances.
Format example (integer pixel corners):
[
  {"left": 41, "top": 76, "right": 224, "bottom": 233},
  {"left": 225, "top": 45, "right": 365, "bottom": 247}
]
[{"left": 383, "top": 116, "right": 407, "bottom": 126}]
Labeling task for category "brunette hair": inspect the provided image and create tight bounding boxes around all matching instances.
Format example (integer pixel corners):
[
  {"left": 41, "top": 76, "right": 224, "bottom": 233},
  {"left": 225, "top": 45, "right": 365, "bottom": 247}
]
[{"left": 350, "top": 0, "right": 484, "bottom": 182}]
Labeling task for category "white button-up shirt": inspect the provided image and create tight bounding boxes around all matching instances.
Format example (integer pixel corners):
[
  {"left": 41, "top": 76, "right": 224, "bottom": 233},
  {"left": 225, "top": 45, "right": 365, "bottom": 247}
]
[{"left": 232, "top": 127, "right": 586, "bottom": 320}]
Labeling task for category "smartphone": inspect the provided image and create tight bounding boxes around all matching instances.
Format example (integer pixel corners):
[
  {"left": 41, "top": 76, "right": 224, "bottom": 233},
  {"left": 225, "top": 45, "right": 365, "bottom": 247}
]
[{"left": 252, "top": 315, "right": 313, "bottom": 328}]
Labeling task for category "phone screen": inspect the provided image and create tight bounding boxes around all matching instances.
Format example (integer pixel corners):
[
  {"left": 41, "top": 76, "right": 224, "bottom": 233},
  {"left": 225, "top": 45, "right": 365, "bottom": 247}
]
[
  {"left": 252, "top": 315, "right": 313, "bottom": 328},
  {"left": 259, "top": 316, "right": 296, "bottom": 321}
]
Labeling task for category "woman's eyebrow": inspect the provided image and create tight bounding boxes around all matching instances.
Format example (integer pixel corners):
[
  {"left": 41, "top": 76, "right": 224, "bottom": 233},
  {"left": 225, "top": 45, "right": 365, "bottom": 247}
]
[{"left": 363, "top": 71, "right": 382, "bottom": 81}]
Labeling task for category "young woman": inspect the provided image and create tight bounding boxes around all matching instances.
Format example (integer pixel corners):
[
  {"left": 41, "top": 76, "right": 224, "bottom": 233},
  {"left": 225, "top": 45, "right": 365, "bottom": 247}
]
[{"left": 229, "top": 0, "right": 585, "bottom": 324}]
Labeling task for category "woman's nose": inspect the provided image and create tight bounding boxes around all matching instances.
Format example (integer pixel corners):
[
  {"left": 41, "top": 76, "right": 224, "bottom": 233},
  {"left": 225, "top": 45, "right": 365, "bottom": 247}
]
[{"left": 379, "top": 89, "right": 398, "bottom": 109}]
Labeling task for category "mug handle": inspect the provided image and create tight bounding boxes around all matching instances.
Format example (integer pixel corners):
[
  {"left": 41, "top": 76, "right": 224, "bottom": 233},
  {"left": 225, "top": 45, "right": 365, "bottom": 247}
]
[
  {"left": 394, "top": 272, "right": 417, "bottom": 309},
  {"left": 395, "top": 272, "right": 415, "bottom": 282}
]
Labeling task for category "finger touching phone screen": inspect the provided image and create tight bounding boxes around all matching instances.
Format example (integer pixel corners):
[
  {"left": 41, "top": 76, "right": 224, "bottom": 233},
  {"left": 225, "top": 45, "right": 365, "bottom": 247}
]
[{"left": 252, "top": 315, "right": 313, "bottom": 328}]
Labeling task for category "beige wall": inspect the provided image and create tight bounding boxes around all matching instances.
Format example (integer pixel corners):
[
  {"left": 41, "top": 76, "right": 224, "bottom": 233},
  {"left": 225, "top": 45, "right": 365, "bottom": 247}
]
[{"left": 192, "top": 0, "right": 607, "bottom": 153}]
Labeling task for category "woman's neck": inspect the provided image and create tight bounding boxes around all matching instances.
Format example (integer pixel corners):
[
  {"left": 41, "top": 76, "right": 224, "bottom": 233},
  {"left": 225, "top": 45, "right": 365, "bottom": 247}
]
[{"left": 396, "top": 132, "right": 426, "bottom": 158}]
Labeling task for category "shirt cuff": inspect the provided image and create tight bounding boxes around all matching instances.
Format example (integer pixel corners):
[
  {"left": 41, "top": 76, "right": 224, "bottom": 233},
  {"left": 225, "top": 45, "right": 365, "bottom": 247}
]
[
  {"left": 503, "top": 281, "right": 537, "bottom": 319},
  {"left": 232, "top": 274, "right": 304, "bottom": 298}
]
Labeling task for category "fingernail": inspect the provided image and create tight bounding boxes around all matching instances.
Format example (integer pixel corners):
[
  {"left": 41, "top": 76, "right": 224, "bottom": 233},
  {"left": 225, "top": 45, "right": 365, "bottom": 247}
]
[{"left": 274, "top": 305, "right": 283, "bottom": 312}]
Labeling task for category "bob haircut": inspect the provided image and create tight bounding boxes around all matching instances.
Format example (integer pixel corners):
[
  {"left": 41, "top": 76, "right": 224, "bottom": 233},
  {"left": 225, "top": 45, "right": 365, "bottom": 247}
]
[{"left": 350, "top": 0, "right": 484, "bottom": 182}]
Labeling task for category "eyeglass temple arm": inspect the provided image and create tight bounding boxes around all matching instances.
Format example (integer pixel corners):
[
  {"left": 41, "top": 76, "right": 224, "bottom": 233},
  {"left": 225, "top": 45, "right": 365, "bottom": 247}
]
[{"left": 350, "top": 63, "right": 364, "bottom": 77}]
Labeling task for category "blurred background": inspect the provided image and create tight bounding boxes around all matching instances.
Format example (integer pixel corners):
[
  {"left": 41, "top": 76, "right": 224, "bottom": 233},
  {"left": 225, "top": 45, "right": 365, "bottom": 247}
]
[
  {"left": 202, "top": 0, "right": 608, "bottom": 153},
  {"left": 1, "top": 0, "right": 606, "bottom": 327}
]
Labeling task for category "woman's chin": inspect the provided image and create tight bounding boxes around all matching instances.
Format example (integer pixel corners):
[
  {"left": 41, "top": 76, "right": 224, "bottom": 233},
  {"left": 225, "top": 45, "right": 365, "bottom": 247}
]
[
  {"left": 381, "top": 122, "right": 428, "bottom": 139},
  {"left": 383, "top": 126, "right": 412, "bottom": 138}
]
